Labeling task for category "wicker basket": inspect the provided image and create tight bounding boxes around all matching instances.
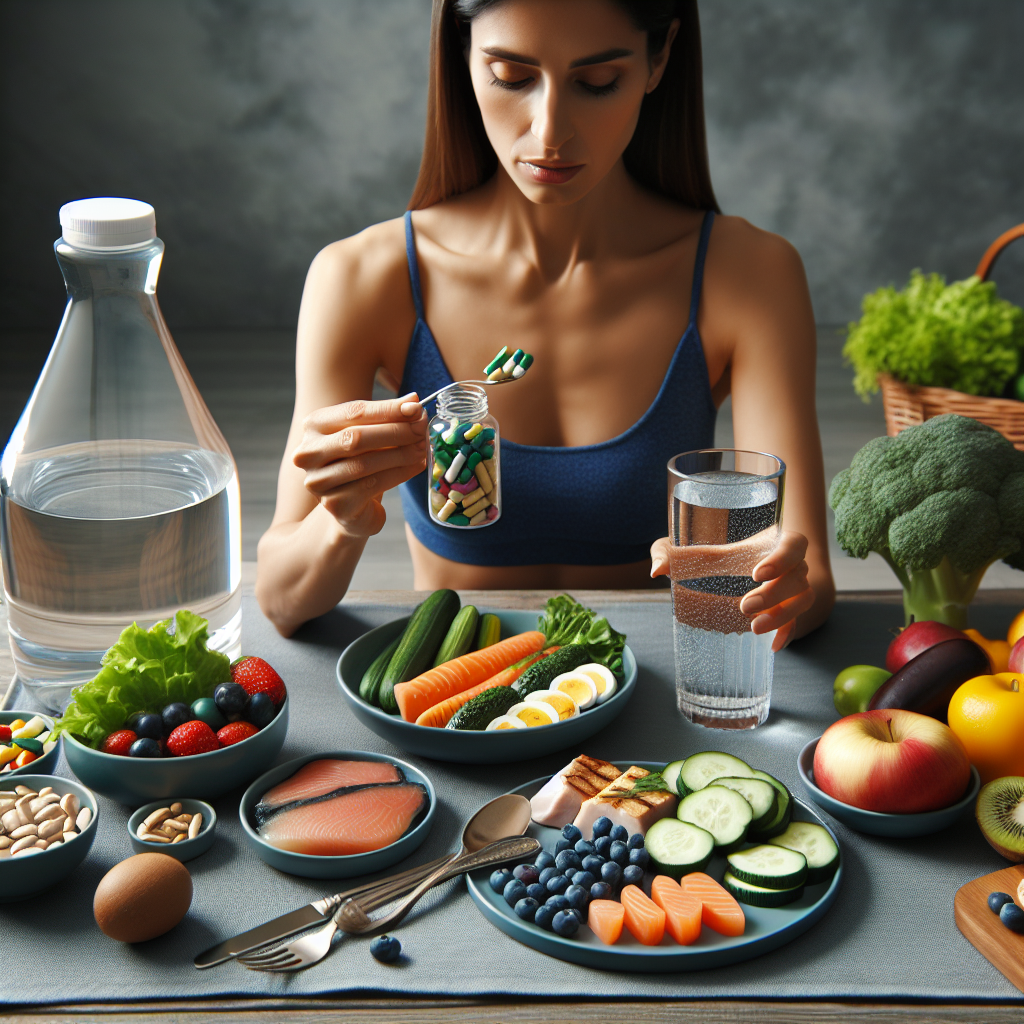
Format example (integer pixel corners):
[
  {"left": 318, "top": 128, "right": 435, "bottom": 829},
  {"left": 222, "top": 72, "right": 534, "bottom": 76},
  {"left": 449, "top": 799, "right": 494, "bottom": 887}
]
[{"left": 879, "top": 222, "right": 1024, "bottom": 451}]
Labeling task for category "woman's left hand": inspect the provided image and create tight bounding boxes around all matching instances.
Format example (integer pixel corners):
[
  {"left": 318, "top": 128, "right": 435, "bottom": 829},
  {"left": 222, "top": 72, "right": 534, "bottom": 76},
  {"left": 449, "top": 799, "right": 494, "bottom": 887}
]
[{"left": 650, "top": 530, "right": 816, "bottom": 651}]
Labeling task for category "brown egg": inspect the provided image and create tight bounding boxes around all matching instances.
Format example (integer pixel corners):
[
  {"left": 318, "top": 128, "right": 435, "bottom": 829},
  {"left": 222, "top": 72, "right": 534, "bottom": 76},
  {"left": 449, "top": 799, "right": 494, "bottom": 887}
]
[{"left": 93, "top": 852, "right": 192, "bottom": 942}]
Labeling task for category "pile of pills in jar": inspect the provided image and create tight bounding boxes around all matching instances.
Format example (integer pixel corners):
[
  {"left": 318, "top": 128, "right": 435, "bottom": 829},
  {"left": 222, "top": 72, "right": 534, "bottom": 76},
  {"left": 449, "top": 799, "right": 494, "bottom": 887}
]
[
  {"left": 0, "top": 784, "right": 92, "bottom": 858},
  {"left": 485, "top": 345, "right": 534, "bottom": 381},
  {"left": 431, "top": 420, "right": 500, "bottom": 526},
  {"left": 136, "top": 802, "right": 204, "bottom": 845}
]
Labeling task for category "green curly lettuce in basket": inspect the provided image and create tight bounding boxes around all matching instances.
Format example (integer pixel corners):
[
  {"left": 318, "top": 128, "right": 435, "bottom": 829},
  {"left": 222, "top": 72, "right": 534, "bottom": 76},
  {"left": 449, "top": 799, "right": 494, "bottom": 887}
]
[
  {"left": 844, "top": 270, "right": 1024, "bottom": 399},
  {"left": 51, "top": 610, "right": 230, "bottom": 749}
]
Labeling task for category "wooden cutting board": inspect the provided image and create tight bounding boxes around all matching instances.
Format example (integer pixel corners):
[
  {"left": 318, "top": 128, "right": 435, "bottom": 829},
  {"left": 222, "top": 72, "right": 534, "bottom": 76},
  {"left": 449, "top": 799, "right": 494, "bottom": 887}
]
[{"left": 954, "top": 863, "right": 1024, "bottom": 992}]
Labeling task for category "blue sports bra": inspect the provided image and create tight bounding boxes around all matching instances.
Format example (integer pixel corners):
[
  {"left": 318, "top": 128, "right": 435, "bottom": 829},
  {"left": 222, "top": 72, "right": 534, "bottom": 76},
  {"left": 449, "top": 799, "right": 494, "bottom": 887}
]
[{"left": 398, "top": 210, "right": 718, "bottom": 566}]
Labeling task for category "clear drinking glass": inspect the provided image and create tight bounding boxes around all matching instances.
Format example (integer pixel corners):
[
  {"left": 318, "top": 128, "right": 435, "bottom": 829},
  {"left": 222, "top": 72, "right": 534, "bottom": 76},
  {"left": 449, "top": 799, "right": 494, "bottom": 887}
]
[{"left": 668, "top": 449, "right": 786, "bottom": 729}]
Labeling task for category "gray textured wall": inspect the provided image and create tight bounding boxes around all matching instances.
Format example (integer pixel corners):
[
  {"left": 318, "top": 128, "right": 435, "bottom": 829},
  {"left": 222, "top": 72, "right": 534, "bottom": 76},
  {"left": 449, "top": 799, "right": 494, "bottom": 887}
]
[{"left": 3, "top": 0, "right": 1022, "bottom": 331}]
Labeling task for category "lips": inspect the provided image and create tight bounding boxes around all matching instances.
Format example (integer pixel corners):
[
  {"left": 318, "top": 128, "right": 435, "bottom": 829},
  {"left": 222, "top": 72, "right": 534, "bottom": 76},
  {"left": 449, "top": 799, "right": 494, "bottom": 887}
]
[{"left": 520, "top": 161, "right": 584, "bottom": 185}]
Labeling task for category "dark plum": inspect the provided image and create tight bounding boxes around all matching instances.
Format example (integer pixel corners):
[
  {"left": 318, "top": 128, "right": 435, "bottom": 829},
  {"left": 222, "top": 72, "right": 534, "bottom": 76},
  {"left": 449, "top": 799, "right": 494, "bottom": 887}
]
[
  {"left": 622, "top": 864, "right": 645, "bottom": 887},
  {"left": 129, "top": 737, "right": 162, "bottom": 758},
  {"left": 552, "top": 910, "right": 580, "bottom": 937},
  {"left": 628, "top": 848, "right": 650, "bottom": 869},
  {"left": 600, "top": 861, "right": 623, "bottom": 887},
  {"left": 534, "top": 904, "right": 557, "bottom": 931},
  {"left": 609, "top": 840, "right": 629, "bottom": 864},
  {"left": 571, "top": 870, "right": 596, "bottom": 890},
  {"left": 513, "top": 864, "right": 540, "bottom": 886},
  {"left": 590, "top": 881, "right": 613, "bottom": 901},
  {"left": 561, "top": 824, "right": 583, "bottom": 843},
  {"left": 134, "top": 714, "right": 163, "bottom": 741},
  {"left": 989, "top": 892, "right": 1015, "bottom": 913},
  {"left": 369, "top": 935, "right": 401, "bottom": 963},
  {"left": 535, "top": 851, "right": 556, "bottom": 871},
  {"left": 546, "top": 873, "right": 570, "bottom": 895},
  {"left": 246, "top": 691, "right": 276, "bottom": 729},
  {"left": 590, "top": 816, "right": 613, "bottom": 838},
  {"left": 214, "top": 681, "right": 248, "bottom": 716},
  {"left": 514, "top": 897, "right": 540, "bottom": 922},
  {"left": 490, "top": 868, "right": 514, "bottom": 894}
]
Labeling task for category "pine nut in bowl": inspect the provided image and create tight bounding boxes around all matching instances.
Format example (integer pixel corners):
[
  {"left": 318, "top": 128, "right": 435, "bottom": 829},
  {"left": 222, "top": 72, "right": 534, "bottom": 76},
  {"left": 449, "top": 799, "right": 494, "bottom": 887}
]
[
  {"left": 0, "top": 711, "right": 60, "bottom": 778},
  {"left": 0, "top": 774, "right": 99, "bottom": 902},
  {"left": 127, "top": 798, "right": 216, "bottom": 862}
]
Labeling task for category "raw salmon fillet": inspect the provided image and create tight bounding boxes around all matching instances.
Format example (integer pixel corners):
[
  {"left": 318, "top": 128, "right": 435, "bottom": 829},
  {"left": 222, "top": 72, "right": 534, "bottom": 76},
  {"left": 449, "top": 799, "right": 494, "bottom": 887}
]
[
  {"left": 256, "top": 760, "right": 403, "bottom": 823},
  {"left": 651, "top": 875, "right": 703, "bottom": 945},
  {"left": 620, "top": 884, "right": 666, "bottom": 946},
  {"left": 588, "top": 899, "right": 625, "bottom": 945},
  {"left": 678, "top": 872, "right": 745, "bottom": 936}
]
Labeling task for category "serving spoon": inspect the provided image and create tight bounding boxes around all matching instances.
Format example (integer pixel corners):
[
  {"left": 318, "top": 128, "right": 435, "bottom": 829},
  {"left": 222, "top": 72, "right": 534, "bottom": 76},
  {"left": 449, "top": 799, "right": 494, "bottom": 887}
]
[{"left": 418, "top": 376, "right": 518, "bottom": 407}]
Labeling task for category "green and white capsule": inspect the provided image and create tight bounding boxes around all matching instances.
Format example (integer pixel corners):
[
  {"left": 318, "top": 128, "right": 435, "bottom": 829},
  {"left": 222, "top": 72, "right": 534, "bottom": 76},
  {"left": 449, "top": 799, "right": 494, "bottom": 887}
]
[
  {"left": 512, "top": 352, "right": 533, "bottom": 379},
  {"left": 483, "top": 346, "right": 508, "bottom": 375}
]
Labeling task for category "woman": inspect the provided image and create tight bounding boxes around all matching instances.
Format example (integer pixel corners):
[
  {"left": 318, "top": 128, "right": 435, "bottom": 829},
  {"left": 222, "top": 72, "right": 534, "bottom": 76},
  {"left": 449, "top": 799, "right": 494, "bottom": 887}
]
[{"left": 256, "top": 0, "right": 835, "bottom": 644}]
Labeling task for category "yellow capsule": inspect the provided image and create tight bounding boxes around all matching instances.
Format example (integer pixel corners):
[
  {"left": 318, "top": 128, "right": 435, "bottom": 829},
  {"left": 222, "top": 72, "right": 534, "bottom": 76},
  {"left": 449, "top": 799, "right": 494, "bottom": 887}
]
[
  {"left": 8, "top": 720, "right": 25, "bottom": 732},
  {"left": 0, "top": 746, "right": 19, "bottom": 767}
]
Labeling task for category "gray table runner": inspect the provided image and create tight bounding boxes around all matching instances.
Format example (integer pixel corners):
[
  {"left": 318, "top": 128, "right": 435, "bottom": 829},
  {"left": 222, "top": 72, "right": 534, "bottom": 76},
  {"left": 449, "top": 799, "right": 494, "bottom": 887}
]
[{"left": 1, "top": 595, "right": 1020, "bottom": 1006}]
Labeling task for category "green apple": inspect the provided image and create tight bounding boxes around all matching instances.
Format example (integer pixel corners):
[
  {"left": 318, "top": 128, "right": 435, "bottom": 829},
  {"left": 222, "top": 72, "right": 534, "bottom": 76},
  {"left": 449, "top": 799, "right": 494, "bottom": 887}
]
[{"left": 833, "top": 665, "right": 892, "bottom": 716}]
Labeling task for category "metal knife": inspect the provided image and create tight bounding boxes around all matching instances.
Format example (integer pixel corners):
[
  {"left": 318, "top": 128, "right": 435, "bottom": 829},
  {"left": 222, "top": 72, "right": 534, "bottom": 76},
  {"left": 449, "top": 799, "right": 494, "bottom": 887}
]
[{"left": 194, "top": 835, "right": 538, "bottom": 968}]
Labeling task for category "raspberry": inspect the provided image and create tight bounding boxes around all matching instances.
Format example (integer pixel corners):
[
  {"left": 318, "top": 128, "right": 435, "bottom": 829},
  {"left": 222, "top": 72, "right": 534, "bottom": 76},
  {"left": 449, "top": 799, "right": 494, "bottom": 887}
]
[
  {"left": 230, "top": 656, "right": 286, "bottom": 705},
  {"left": 166, "top": 720, "right": 220, "bottom": 757},
  {"left": 216, "top": 721, "right": 258, "bottom": 747},
  {"left": 101, "top": 729, "right": 137, "bottom": 756}
]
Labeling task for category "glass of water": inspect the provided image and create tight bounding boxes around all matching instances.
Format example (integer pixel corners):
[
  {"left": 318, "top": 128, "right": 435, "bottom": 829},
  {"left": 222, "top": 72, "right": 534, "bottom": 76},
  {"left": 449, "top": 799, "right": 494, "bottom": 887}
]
[{"left": 668, "top": 449, "right": 786, "bottom": 729}]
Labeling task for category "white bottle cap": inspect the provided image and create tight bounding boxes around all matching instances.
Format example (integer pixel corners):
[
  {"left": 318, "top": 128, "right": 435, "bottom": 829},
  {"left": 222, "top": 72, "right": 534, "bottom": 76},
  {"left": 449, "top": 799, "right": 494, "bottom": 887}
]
[{"left": 59, "top": 197, "right": 157, "bottom": 249}]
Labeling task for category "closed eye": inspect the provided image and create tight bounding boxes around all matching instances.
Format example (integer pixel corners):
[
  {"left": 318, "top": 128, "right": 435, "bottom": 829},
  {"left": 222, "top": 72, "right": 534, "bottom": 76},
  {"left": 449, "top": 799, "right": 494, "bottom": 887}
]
[{"left": 578, "top": 78, "right": 620, "bottom": 96}]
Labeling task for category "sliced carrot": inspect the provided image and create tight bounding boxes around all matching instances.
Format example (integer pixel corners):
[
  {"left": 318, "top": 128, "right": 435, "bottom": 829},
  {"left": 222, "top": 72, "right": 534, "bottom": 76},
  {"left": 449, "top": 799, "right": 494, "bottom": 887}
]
[
  {"left": 651, "top": 875, "right": 703, "bottom": 946},
  {"left": 394, "top": 631, "right": 546, "bottom": 723},
  {"left": 587, "top": 899, "right": 625, "bottom": 945},
  {"left": 414, "top": 649, "right": 551, "bottom": 728},
  {"left": 620, "top": 884, "right": 666, "bottom": 946},
  {"left": 678, "top": 872, "right": 745, "bottom": 937}
]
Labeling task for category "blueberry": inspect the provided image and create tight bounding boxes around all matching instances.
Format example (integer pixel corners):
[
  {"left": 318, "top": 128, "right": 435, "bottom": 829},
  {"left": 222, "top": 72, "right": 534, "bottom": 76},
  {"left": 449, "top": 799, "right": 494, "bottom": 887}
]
[
  {"left": 591, "top": 816, "right": 613, "bottom": 839},
  {"left": 554, "top": 838, "right": 573, "bottom": 854},
  {"left": 561, "top": 824, "right": 583, "bottom": 843},
  {"left": 564, "top": 866, "right": 578, "bottom": 878},
  {"left": 546, "top": 873, "right": 570, "bottom": 894},
  {"left": 582, "top": 854, "right": 605, "bottom": 875},
  {"left": 610, "top": 840, "right": 629, "bottom": 865},
  {"left": 490, "top": 868, "right": 514, "bottom": 894},
  {"left": 214, "top": 681, "right": 249, "bottom": 716},
  {"left": 129, "top": 737, "right": 162, "bottom": 758},
  {"left": 134, "top": 713, "right": 163, "bottom": 741},
  {"left": 609, "top": 824, "right": 629, "bottom": 843},
  {"left": 989, "top": 891, "right": 1015, "bottom": 914},
  {"left": 526, "top": 883, "right": 547, "bottom": 902},
  {"left": 552, "top": 909, "right": 580, "bottom": 938},
  {"left": 574, "top": 839, "right": 596, "bottom": 858},
  {"left": 538, "top": 866, "right": 559, "bottom": 886},
  {"left": 246, "top": 691, "right": 276, "bottom": 729},
  {"left": 514, "top": 897, "right": 539, "bottom": 922},
  {"left": 627, "top": 832, "right": 645, "bottom": 850},
  {"left": 161, "top": 702, "right": 194, "bottom": 735},
  {"left": 513, "top": 864, "right": 540, "bottom": 886},
  {"left": 534, "top": 904, "right": 557, "bottom": 930},
  {"left": 628, "top": 848, "right": 650, "bottom": 869},
  {"left": 572, "top": 870, "right": 596, "bottom": 889},
  {"left": 545, "top": 894, "right": 569, "bottom": 912},
  {"left": 126, "top": 711, "right": 146, "bottom": 732},
  {"left": 555, "top": 849, "right": 582, "bottom": 872},
  {"left": 503, "top": 878, "right": 528, "bottom": 907},
  {"left": 594, "top": 836, "right": 613, "bottom": 857},
  {"left": 535, "top": 851, "right": 556, "bottom": 871},
  {"left": 369, "top": 935, "right": 401, "bottom": 963},
  {"left": 1001, "top": 904, "right": 1024, "bottom": 933},
  {"left": 564, "top": 884, "right": 589, "bottom": 912},
  {"left": 622, "top": 865, "right": 645, "bottom": 887},
  {"left": 600, "top": 861, "right": 623, "bottom": 887},
  {"left": 590, "top": 881, "right": 613, "bottom": 901},
  {"left": 191, "top": 697, "right": 226, "bottom": 731}
]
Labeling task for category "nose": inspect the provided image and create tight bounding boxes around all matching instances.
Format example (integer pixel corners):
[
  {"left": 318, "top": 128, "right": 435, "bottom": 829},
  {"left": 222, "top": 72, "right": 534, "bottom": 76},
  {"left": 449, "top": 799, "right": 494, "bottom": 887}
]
[{"left": 530, "top": 76, "right": 574, "bottom": 153}]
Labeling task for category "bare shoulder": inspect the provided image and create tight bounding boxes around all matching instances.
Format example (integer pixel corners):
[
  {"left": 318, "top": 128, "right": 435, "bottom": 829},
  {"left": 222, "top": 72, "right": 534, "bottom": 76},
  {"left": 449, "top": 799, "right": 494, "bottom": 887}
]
[{"left": 708, "top": 215, "right": 807, "bottom": 293}]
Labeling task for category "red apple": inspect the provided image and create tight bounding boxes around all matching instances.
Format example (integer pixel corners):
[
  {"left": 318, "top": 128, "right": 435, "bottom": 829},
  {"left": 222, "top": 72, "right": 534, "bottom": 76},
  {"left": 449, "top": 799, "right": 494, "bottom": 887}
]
[
  {"left": 885, "top": 620, "right": 967, "bottom": 673},
  {"left": 813, "top": 709, "right": 971, "bottom": 813},
  {"left": 1009, "top": 636, "right": 1024, "bottom": 674}
]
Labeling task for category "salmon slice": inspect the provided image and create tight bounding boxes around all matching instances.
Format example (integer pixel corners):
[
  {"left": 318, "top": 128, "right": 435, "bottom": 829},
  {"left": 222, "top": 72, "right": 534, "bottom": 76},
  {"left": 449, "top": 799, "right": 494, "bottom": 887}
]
[
  {"left": 620, "top": 884, "right": 666, "bottom": 946},
  {"left": 588, "top": 899, "right": 625, "bottom": 945},
  {"left": 651, "top": 875, "right": 703, "bottom": 946},
  {"left": 678, "top": 872, "right": 746, "bottom": 937},
  {"left": 259, "top": 783, "right": 427, "bottom": 856},
  {"left": 258, "top": 759, "right": 403, "bottom": 813}
]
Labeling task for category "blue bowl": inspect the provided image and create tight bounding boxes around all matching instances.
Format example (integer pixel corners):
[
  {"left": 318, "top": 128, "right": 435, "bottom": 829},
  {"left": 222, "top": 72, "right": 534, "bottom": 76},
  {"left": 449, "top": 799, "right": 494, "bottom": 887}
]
[
  {"left": 128, "top": 797, "right": 217, "bottom": 862},
  {"left": 337, "top": 610, "right": 637, "bottom": 764},
  {"left": 0, "top": 711, "right": 60, "bottom": 778},
  {"left": 0, "top": 774, "right": 99, "bottom": 902},
  {"left": 64, "top": 697, "right": 289, "bottom": 806},
  {"left": 797, "top": 737, "right": 981, "bottom": 838},
  {"left": 239, "top": 750, "right": 436, "bottom": 879}
]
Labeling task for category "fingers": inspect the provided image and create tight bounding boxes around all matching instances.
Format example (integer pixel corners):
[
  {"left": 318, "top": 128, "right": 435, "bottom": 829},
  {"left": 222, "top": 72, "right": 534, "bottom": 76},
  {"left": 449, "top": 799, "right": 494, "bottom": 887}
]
[
  {"left": 752, "top": 530, "right": 808, "bottom": 583},
  {"left": 650, "top": 537, "right": 671, "bottom": 578},
  {"left": 304, "top": 444, "right": 427, "bottom": 500},
  {"left": 740, "top": 560, "right": 810, "bottom": 617},
  {"left": 770, "top": 620, "right": 797, "bottom": 652},
  {"left": 748, "top": 586, "right": 816, "bottom": 637},
  {"left": 317, "top": 462, "right": 425, "bottom": 537}
]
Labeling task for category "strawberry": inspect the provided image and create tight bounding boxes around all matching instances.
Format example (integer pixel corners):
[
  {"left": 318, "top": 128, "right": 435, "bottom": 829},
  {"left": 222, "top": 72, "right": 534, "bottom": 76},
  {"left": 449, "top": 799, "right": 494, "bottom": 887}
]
[
  {"left": 166, "top": 720, "right": 219, "bottom": 757},
  {"left": 217, "top": 721, "right": 258, "bottom": 747},
  {"left": 230, "top": 656, "right": 286, "bottom": 705},
  {"left": 101, "top": 729, "right": 137, "bottom": 756}
]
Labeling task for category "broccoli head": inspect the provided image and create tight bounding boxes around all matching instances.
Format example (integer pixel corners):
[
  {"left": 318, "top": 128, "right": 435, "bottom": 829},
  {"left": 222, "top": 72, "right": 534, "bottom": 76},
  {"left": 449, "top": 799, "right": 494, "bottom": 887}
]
[{"left": 829, "top": 414, "right": 1024, "bottom": 626}]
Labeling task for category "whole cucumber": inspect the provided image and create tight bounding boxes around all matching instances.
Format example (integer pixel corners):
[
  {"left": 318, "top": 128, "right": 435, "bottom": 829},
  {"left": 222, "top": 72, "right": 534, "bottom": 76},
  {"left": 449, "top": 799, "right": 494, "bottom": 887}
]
[
  {"left": 359, "top": 635, "right": 402, "bottom": 707},
  {"left": 866, "top": 637, "right": 989, "bottom": 722}
]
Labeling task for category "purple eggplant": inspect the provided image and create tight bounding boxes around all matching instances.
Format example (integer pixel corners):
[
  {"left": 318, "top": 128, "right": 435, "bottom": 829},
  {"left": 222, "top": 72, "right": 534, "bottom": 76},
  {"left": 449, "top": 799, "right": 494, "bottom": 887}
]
[{"left": 866, "top": 637, "right": 990, "bottom": 722}]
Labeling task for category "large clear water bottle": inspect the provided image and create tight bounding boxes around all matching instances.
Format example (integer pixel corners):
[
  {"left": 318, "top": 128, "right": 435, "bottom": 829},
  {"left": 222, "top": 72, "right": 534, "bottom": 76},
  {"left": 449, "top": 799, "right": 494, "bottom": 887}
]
[{"left": 0, "top": 198, "right": 241, "bottom": 712}]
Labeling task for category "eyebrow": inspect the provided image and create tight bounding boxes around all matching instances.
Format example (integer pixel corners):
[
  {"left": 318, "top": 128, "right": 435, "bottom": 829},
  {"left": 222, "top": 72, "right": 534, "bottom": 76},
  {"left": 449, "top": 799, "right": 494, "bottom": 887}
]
[{"left": 480, "top": 47, "right": 634, "bottom": 69}]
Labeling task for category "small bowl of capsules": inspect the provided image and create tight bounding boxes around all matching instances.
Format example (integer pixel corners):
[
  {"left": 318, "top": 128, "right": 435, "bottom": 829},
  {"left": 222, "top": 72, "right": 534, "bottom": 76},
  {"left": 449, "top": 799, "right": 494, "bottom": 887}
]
[{"left": 127, "top": 798, "right": 216, "bottom": 862}]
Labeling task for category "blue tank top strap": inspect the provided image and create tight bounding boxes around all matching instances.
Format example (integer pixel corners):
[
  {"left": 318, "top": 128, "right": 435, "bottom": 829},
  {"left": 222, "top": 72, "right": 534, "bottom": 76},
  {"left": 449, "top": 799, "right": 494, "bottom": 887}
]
[
  {"left": 687, "top": 210, "right": 715, "bottom": 328},
  {"left": 404, "top": 210, "right": 425, "bottom": 321}
]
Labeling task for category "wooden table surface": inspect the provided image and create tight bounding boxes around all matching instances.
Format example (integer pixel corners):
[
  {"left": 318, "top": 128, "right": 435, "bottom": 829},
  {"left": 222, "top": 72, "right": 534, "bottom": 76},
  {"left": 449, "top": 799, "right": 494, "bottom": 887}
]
[{"left": 2, "top": 581, "right": 1023, "bottom": 1022}]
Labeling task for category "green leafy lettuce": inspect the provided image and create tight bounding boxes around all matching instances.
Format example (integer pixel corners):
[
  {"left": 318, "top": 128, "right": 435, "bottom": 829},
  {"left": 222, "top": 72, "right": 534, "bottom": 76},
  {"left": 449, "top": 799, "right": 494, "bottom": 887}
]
[
  {"left": 844, "top": 270, "right": 1024, "bottom": 399},
  {"left": 52, "top": 611, "right": 230, "bottom": 749},
  {"left": 537, "top": 594, "right": 627, "bottom": 677}
]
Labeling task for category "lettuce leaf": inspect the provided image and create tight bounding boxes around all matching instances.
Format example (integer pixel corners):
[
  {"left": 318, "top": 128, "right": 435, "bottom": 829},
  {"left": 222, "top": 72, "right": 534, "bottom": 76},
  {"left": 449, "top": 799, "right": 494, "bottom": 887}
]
[
  {"left": 537, "top": 594, "right": 627, "bottom": 676},
  {"left": 51, "top": 610, "right": 231, "bottom": 749}
]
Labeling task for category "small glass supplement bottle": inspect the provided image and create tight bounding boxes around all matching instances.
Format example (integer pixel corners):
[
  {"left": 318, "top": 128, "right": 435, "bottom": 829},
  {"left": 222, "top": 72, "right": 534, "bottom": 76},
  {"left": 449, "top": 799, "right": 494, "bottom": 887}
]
[
  {"left": 427, "top": 385, "right": 501, "bottom": 528},
  {"left": 0, "top": 198, "right": 241, "bottom": 712}
]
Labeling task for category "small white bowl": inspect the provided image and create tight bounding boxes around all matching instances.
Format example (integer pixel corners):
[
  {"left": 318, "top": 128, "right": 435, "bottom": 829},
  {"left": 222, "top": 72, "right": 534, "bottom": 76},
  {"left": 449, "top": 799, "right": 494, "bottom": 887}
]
[{"left": 127, "top": 798, "right": 216, "bottom": 862}]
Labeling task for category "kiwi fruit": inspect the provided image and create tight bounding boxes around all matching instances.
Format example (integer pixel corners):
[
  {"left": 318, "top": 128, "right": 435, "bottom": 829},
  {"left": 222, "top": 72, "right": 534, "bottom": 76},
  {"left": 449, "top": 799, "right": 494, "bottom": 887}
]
[{"left": 976, "top": 777, "right": 1024, "bottom": 862}]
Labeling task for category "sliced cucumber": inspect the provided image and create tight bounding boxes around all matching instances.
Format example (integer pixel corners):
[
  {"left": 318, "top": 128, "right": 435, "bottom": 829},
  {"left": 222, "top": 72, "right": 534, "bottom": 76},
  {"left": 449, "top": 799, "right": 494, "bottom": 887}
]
[
  {"left": 723, "top": 871, "right": 804, "bottom": 908},
  {"left": 726, "top": 844, "right": 807, "bottom": 890},
  {"left": 662, "top": 759, "right": 686, "bottom": 797},
  {"left": 644, "top": 818, "right": 715, "bottom": 878},
  {"left": 747, "top": 770, "right": 793, "bottom": 841},
  {"left": 768, "top": 822, "right": 840, "bottom": 885},
  {"left": 677, "top": 785, "right": 752, "bottom": 850},
  {"left": 679, "top": 751, "right": 754, "bottom": 794},
  {"left": 713, "top": 777, "right": 777, "bottom": 827}
]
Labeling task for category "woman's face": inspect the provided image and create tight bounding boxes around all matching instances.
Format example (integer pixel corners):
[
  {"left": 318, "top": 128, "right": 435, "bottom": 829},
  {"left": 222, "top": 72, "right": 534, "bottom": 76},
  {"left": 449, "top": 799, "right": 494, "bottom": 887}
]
[{"left": 467, "top": 0, "right": 676, "bottom": 205}]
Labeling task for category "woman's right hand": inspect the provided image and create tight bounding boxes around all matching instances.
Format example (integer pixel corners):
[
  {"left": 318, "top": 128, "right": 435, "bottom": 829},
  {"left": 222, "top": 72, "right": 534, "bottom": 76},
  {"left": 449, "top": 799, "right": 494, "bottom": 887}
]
[{"left": 291, "top": 392, "right": 427, "bottom": 537}]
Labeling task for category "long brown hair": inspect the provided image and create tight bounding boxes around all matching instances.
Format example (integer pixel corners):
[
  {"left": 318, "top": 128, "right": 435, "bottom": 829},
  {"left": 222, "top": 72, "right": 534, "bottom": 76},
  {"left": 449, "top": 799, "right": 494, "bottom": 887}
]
[{"left": 408, "top": 0, "right": 720, "bottom": 213}]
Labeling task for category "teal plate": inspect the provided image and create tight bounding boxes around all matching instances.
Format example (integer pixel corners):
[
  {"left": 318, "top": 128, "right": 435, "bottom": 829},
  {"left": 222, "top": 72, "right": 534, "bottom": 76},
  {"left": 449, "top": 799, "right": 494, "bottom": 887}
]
[
  {"left": 466, "top": 762, "right": 842, "bottom": 972},
  {"left": 337, "top": 610, "right": 636, "bottom": 764},
  {"left": 0, "top": 711, "right": 60, "bottom": 778}
]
